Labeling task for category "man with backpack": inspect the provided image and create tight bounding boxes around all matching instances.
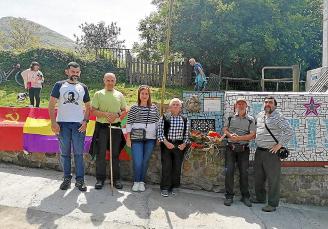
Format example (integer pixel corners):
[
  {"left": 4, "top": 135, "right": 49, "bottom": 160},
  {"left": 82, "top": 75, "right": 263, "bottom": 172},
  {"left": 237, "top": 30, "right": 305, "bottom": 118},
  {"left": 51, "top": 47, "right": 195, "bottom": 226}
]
[
  {"left": 222, "top": 98, "right": 256, "bottom": 207},
  {"left": 157, "top": 98, "right": 189, "bottom": 197}
]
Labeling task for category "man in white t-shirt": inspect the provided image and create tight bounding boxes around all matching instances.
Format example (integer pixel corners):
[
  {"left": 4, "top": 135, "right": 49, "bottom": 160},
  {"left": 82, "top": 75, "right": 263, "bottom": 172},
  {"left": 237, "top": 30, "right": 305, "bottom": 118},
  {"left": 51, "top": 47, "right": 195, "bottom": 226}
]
[{"left": 48, "top": 62, "right": 91, "bottom": 192}]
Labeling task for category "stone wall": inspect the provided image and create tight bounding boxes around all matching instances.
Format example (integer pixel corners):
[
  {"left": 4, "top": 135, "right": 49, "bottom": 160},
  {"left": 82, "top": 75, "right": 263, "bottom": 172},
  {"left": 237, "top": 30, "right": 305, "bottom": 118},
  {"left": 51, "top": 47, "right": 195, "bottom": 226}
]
[{"left": 1, "top": 147, "right": 327, "bottom": 206}]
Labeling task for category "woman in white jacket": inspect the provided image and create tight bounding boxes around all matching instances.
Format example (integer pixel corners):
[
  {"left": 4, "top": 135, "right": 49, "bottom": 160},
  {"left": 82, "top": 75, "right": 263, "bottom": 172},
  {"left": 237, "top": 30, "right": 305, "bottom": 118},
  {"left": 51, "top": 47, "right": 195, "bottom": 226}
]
[{"left": 21, "top": 61, "right": 44, "bottom": 107}]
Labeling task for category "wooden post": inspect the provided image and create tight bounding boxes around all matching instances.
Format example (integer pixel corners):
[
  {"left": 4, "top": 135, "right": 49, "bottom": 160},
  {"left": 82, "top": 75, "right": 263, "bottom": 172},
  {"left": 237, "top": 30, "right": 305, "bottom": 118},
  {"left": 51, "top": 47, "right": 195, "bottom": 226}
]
[
  {"left": 160, "top": 0, "right": 174, "bottom": 115},
  {"left": 292, "top": 64, "right": 300, "bottom": 92}
]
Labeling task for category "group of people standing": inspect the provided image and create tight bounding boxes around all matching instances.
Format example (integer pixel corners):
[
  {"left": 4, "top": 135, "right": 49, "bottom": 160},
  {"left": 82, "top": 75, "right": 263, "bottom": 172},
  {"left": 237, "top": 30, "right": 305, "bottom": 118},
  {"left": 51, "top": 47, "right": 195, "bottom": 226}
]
[
  {"left": 48, "top": 62, "right": 189, "bottom": 198},
  {"left": 47, "top": 61, "right": 292, "bottom": 213}
]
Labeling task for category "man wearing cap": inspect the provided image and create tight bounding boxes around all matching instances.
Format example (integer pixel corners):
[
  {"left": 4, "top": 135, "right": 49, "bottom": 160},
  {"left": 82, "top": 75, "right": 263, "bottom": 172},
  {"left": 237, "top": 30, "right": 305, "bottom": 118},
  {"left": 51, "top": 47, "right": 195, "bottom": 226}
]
[
  {"left": 253, "top": 96, "right": 292, "bottom": 212},
  {"left": 222, "top": 98, "right": 256, "bottom": 207}
]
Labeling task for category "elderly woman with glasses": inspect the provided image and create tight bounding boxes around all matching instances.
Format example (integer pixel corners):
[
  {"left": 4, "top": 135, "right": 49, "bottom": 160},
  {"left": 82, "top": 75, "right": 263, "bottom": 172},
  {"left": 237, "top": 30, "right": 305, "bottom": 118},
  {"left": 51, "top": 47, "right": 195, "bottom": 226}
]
[{"left": 126, "top": 85, "right": 160, "bottom": 192}]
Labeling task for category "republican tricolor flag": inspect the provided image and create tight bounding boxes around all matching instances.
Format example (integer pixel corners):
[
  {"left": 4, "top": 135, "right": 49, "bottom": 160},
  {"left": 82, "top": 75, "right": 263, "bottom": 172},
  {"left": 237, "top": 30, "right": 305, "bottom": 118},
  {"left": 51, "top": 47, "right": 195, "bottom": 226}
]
[{"left": 0, "top": 107, "right": 131, "bottom": 160}]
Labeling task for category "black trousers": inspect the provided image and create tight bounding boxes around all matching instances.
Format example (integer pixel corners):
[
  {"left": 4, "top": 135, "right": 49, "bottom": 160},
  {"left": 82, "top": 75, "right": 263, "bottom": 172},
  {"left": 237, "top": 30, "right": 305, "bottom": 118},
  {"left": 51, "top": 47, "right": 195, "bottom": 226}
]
[
  {"left": 225, "top": 145, "right": 250, "bottom": 199},
  {"left": 28, "top": 87, "right": 41, "bottom": 107},
  {"left": 160, "top": 143, "right": 185, "bottom": 191},
  {"left": 96, "top": 127, "right": 124, "bottom": 182},
  {"left": 254, "top": 148, "right": 281, "bottom": 207}
]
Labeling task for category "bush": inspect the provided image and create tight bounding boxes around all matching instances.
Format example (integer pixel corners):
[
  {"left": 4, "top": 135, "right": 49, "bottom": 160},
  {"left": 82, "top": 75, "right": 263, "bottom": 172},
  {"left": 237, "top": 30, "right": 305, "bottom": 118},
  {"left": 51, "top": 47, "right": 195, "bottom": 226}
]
[{"left": 0, "top": 48, "right": 117, "bottom": 86}]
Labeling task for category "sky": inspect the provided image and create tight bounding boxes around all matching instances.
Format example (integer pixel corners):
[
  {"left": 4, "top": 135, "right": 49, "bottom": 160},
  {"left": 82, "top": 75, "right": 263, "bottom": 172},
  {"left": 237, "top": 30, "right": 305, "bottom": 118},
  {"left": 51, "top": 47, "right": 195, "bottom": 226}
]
[{"left": 0, "top": 0, "right": 156, "bottom": 48}]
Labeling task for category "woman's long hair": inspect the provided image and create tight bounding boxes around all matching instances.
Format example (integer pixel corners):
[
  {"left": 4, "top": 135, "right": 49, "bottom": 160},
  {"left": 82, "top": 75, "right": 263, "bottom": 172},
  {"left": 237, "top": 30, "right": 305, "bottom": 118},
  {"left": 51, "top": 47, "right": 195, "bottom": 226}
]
[{"left": 137, "top": 85, "right": 152, "bottom": 107}]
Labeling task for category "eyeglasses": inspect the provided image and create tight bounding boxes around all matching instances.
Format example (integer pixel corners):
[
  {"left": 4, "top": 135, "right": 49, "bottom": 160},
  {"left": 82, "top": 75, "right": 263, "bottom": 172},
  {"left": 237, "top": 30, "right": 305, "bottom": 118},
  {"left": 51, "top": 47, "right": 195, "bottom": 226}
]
[{"left": 139, "top": 85, "right": 150, "bottom": 89}]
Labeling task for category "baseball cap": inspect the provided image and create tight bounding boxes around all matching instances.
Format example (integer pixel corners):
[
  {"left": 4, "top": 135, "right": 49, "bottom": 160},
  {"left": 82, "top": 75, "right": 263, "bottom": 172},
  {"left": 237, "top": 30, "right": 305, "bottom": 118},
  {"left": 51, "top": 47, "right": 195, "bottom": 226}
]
[{"left": 235, "top": 97, "right": 248, "bottom": 105}]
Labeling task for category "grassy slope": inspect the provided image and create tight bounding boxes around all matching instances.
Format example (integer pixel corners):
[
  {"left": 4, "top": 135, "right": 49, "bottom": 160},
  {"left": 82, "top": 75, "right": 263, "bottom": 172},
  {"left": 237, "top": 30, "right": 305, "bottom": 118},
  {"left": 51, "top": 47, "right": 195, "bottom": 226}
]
[
  {"left": 0, "top": 80, "right": 186, "bottom": 108},
  {"left": 0, "top": 17, "right": 76, "bottom": 50}
]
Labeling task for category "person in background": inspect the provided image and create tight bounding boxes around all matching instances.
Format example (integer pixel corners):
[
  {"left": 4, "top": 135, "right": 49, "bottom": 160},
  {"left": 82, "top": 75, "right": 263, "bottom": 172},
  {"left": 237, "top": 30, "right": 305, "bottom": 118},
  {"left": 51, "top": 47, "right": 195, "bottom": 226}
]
[
  {"left": 21, "top": 61, "right": 44, "bottom": 107},
  {"left": 189, "top": 58, "right": 207, "bottom": 91},
  {"left": 126, "top": 85, "right": 160, "bottom": 192}
]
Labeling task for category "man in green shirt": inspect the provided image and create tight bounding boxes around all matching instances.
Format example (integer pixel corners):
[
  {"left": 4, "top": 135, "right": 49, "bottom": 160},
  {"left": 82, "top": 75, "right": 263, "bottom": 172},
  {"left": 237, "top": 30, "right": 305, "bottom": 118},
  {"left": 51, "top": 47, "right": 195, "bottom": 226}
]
[{"left": 90, "top": 73, "right": 127, "bottom": 190}]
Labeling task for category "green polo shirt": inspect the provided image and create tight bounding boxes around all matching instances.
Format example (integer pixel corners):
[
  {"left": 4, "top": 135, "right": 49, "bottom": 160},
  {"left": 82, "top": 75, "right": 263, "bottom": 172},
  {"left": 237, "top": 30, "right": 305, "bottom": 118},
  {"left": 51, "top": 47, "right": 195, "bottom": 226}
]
[{"left": 91, "top": 88, "right": 127, "bottom": 124}]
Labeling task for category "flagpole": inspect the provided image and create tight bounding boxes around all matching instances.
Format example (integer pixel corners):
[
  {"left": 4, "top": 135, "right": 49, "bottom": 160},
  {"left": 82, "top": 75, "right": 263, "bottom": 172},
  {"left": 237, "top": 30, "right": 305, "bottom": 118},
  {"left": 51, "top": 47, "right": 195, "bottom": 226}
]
[{"left": 160, "top": 0, "right": 174, "bottom": 115}]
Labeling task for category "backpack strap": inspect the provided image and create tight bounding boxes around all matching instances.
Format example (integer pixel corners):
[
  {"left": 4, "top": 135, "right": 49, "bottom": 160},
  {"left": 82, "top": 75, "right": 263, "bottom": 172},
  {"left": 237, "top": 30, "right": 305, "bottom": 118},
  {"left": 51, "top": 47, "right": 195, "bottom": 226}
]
[{"left": 228, "top": 115, "right": 253, "bottom": 133}]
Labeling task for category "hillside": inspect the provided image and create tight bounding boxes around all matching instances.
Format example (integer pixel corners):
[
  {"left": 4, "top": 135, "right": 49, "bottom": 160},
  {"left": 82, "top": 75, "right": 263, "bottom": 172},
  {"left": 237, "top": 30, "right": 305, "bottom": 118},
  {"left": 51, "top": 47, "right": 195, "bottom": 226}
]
[{"left": 0, "top": 17, "right": 76, "bottom": 50}]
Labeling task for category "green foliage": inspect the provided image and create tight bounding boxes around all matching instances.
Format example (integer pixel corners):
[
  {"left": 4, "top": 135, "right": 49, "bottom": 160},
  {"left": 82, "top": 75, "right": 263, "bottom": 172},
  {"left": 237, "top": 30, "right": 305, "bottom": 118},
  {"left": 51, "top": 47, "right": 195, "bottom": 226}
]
[
  {"left": 6, "top": 17, "right": 41, "bottom": 52},
  {"left": 74, "top": 21, "right": 125, "bottom": 54},
  {"left": 0, "top": 48, "right": 117, "bottom": 86},
  {"left": 0, "top": 17, "right": 76, "bottom": 51},
  {"left": 134, "top": 0, "right": 322, "bottom": 79},
  {"left": 0, "top": 48, "right": 184, "bottom": 107}
]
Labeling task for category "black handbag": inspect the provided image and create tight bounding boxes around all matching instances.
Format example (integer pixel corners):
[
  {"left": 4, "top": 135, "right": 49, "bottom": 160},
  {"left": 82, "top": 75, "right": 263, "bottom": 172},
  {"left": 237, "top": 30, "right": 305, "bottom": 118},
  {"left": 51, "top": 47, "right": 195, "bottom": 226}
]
[
  {"left": 130, "top": 108, "right": 150, "bottom": 141},
  {"left": 264, "top": 117, "right": 289, "bottom": 159}
]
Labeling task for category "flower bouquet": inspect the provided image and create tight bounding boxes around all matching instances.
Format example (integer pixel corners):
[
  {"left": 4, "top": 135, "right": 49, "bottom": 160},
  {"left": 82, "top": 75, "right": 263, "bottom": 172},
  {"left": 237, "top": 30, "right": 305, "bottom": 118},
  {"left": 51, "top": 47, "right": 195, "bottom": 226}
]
[
  {"left": 186, "top": 130, "right": 226, "bottom": 163},
  {"left": 190, "top": 130, "right": 225, "bottom": 149}
]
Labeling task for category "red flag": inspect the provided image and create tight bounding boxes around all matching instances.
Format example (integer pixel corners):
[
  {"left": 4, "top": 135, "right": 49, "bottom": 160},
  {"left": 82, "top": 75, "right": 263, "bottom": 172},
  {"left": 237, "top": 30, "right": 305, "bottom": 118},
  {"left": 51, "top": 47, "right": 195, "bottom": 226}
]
[{"left": 0, "top": 107, "right": 30, "bottom": 151}]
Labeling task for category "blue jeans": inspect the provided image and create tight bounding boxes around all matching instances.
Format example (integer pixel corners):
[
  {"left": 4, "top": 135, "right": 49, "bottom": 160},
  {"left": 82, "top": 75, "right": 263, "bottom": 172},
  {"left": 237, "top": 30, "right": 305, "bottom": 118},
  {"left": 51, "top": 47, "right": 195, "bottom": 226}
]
[
  {"left": 131, "top": 139, "right": 156, "bottom": 182},
  {"left": 194, "top": 74, "right": 207, "bottom": 91},
  {"left": 58, "top": 122, "right": 85, "bottom": 181}
]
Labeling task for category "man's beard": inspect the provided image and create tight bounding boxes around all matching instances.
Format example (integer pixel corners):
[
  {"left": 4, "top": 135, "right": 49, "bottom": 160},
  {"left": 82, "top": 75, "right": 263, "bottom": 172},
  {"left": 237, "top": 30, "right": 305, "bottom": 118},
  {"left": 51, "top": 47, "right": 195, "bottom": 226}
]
[
  {"left": 69, "top": 76, "right": 79, "bottom": 82},
  {"left": 264, "top": 106, "right": 275, "bottom": 114}
]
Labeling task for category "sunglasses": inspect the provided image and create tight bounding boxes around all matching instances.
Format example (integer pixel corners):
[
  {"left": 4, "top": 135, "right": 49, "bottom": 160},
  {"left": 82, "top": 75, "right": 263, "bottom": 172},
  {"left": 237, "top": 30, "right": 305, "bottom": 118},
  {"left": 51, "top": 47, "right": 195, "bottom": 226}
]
[{"left": 139, "top": 85, "right": 150, "bottom": 89}]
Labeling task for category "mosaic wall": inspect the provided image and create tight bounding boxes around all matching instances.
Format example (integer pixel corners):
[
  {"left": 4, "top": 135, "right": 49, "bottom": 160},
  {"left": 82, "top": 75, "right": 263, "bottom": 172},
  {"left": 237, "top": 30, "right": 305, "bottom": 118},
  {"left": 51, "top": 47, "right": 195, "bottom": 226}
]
[
  {"left": 182, "top": 91, "right": 225, "bottom": 134},
  {"left": 225, "top": 92, "right": 328, "bottom": 162}
]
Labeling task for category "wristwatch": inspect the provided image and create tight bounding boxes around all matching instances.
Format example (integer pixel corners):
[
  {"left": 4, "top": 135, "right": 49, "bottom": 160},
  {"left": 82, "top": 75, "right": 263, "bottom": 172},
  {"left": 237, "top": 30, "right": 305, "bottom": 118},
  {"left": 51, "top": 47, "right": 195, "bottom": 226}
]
[{"left": 83, "top": 119, "right": 89, "bottom": 123}]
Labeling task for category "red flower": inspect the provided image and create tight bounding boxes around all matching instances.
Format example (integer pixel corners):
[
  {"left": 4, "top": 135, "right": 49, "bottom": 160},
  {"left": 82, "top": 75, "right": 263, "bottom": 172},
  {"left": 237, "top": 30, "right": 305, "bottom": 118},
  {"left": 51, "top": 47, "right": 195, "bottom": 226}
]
[
  {"left": 191, "top": 142, "right": 203, "bottom": 149},
  {"left": 208, "top": 131, "right": 221, "bottom": 138}
]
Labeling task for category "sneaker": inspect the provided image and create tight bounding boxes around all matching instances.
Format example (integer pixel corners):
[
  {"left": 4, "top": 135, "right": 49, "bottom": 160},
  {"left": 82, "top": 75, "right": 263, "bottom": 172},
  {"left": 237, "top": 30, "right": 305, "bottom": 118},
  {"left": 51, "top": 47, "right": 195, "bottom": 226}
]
[
  {"left": 59, "top": 178, "right": 71, "bottom": 190},
  {"left": 132, "top": 182, "right": 139, "bottom": 192},
  {"left": 75, "top": 180, "right": 87, "bottom": 192},
  {"left": 170, "top": 188, "right": 177, "bottom": 196},
  {"left": 224, "top": 198, "right": 233, "bottom": 206},
  {"left": 241, "top": 198, "right": 252, "bottom": 207},
  {"left": 95, "top": 180, "right": 104, "bottom": 190},
  {"left": 138, "top": 182, "right": 145, "bottom": 192},
  {"left": 262, "top": 205, "right": 276, "bottom": 212},
  {"left": 114, "top": 181, "right": 123, "bottom": 189},
  {"left": 161, "top": 190, "right": 169, "bottom": 197},
  {"left": 251, "top": 198, "right": 266, "bottom": 204}
]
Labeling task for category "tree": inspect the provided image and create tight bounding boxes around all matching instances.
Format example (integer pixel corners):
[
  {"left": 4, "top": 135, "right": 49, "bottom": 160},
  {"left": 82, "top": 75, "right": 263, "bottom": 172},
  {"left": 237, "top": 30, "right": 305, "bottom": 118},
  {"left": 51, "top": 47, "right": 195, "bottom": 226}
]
[
  {"left": 134, "top": 0, "right": 322, "bottom": 79},
  {"left": 132, "top": 12, "right": 166, "bottom": 61},
  {"left": 74, "top": 21, "right": 125, "bottom": 53},
  {"left": 7, "top": 17, "right": 41, "bottom": 51}
]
